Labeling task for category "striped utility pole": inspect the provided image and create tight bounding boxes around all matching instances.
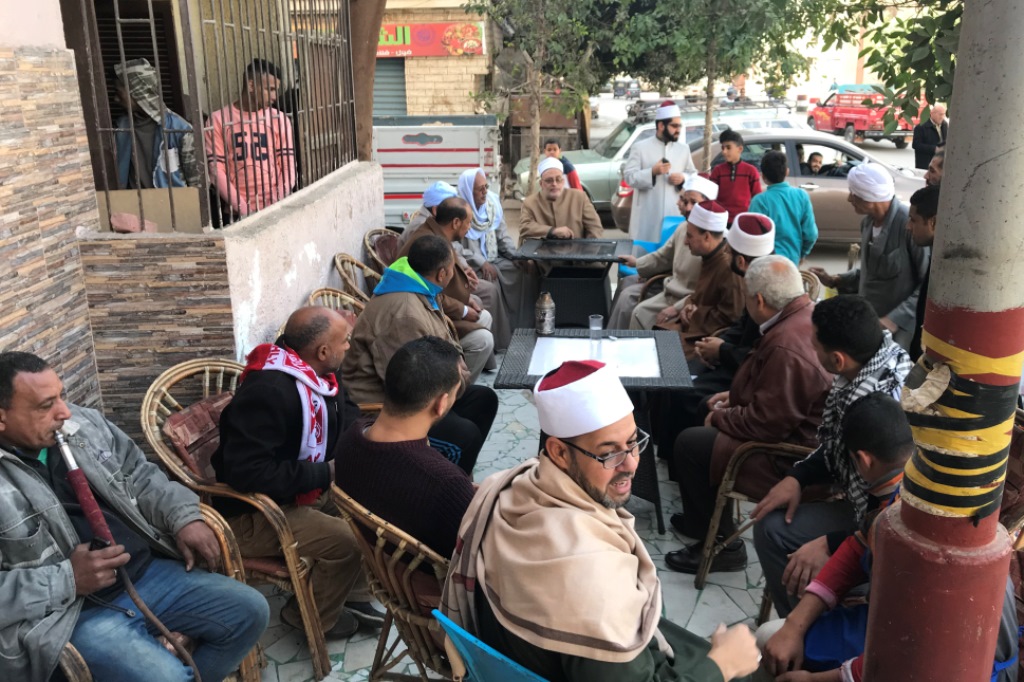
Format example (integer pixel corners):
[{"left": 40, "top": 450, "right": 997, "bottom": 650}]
[{"left": 863, "top": 1, "right": 1024, "bottom": 679}]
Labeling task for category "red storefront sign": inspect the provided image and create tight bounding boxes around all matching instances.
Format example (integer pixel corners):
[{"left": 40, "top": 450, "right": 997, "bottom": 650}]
[{"left": 376, "top": 22, "right": 486, "bottom": 58}]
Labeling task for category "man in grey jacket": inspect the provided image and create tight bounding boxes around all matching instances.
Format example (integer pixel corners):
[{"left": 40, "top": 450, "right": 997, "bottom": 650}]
[
  {"left": 809, "top": 163, "right": 928, "bottom": 349},
  {"left": 0, "top": 351, "right": 268, "bottom": 682}
]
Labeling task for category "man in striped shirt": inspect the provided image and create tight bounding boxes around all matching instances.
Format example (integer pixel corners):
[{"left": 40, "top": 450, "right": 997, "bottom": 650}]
[{"left": 206, "top": 58, "right": 296, "bottom": 222}]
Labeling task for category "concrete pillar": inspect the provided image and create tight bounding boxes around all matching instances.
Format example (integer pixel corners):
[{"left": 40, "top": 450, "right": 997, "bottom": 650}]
[{"left": 863, "top": 1, "right": 1024, "bottom": 679}]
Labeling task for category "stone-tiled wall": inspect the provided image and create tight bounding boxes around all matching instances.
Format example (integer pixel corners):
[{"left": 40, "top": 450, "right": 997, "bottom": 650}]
[
  {"left": 381, "top": 8, "right": 493, "bottom": 116},
  {"left": 77, "top": 234, "right": 236, "bottom": 440},
  {"left": 0, "top": 47, "right": 102, "bottom": 409}
]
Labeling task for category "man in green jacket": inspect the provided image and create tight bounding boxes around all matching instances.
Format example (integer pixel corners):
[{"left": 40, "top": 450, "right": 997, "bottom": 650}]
[{"left": 443, "top": 360, "right": 761, "bottom": 682}]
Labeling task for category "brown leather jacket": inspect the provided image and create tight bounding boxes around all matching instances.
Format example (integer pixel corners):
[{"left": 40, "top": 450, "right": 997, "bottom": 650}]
[
  {"left": 707, "top": 295, "right": 831, "bottom": 490},
  {"left": 398, "top": 217, "right": 482, "bottom": 338}
]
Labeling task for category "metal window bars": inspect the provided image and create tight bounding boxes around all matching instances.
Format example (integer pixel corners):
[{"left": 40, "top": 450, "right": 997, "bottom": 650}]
[{"left": 78, "top": 0, "right": 357, "bottom": 232}]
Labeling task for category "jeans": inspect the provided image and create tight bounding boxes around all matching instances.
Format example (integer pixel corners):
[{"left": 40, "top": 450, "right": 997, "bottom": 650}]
[{"left": 70, "top": 558, "right": 269, "bottom": 681}]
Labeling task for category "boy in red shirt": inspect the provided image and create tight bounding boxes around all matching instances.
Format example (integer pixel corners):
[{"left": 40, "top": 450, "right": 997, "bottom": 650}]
[
  {"left": 709, "top": 129, "right": 761, "bottom": 223},
  {"left": 543, "top": 139, "right": 582, "bottom": 191},
  {"left": 206, "top": 58, "right": 296, "bottom": 222}
]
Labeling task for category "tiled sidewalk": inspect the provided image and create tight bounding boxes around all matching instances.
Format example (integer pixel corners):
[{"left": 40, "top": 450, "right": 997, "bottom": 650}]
[{"left": 257, "top": 362, "right": 769, "bottom": 681}]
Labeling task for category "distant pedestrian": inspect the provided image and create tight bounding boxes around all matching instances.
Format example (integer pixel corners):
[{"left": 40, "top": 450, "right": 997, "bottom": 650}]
[
  {"left": 912, "top": 104, "right": 947, "bottom": 169},
  {"left": 748, "top": 150, "right": 817, "bottom": 266},
  {"left": 709, "top": 129, "right": 762, "bottom": 224}
]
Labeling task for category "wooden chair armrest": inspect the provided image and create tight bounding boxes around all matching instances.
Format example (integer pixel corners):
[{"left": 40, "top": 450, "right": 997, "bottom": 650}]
[
  {"left": 722, "top": 441, "right": 814, "bottom": 482},
  {"left": 358, "top": 402, "right": 383, "bottom": 414},
  {"left": 191, "top": 483, "right": 298, "bottom": 547},
  {"left": 638, "top": 274, "right": 669, "bottom": 302}
]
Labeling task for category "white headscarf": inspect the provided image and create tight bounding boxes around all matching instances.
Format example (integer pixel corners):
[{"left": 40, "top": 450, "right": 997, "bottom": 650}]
[{"left": 458, "top": 168, "right": 505, "bottom": 260}]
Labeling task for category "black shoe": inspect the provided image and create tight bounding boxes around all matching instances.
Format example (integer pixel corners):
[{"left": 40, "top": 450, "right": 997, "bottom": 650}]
[
  {"left": 345, "top": 601, "right": 386, "bottom": 627},
  {"left": 664, "top": 539, "right": 747, "bottom": 575}
]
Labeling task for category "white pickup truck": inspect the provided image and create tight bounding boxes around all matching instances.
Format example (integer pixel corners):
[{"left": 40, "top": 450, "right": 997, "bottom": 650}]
[{"left": 372, "top": 115, "right": 501, "bottom": 228}]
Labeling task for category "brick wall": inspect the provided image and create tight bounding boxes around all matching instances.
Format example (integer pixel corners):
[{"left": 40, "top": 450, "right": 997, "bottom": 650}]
[
  {"left": 0, "top": 47, "right": 102, "bottom": 409},
  {"left": 78, "top": 235, "right": 235, "bottom": 440},
  {"left": 381, "top": 8, "right": 494, "bottom": 116}
]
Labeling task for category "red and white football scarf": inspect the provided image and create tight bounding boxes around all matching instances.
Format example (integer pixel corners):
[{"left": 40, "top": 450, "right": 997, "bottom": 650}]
[{"left": 243, "top": 344, "right": 338, "bottom": 505}]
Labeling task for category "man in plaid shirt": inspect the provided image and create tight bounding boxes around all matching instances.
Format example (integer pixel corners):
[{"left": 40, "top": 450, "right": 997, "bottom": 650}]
[{"left": 750, "top": 295, "right": 912, "bottom": 617}]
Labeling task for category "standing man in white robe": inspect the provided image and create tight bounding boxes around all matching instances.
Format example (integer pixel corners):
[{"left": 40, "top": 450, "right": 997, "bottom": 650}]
[{"left": 623, "top": 101, "right": 698, "bottom": 243}]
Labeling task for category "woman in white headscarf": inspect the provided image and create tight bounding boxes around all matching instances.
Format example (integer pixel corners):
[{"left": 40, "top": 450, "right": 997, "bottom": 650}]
[{"left": 458, "top": 168, "right": 539, "bottom": 329}]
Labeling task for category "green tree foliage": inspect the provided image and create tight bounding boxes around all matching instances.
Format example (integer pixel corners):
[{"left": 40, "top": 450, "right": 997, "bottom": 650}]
[{"left": 821, "top": 0, "right": 961, "bottom": 132}]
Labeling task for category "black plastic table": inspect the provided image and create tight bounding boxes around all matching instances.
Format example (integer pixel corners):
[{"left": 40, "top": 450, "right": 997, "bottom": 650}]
[{"left": 495, "top": 328, "right": 692, "bottom": 533}]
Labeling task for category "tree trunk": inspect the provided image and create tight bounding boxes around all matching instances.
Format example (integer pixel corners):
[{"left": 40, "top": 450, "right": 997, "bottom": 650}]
[
  {"left": 702, "top": 34, "right": 717, "bottom": 173},
  {"left": 863, "top": 1, "right": 1024, "bottom": 679},
  {"left": 350, "top": 0, "right": 388, "bottom": 161},
  {"left": 527, "top": 63, "right": 543, "bottom": 195}
]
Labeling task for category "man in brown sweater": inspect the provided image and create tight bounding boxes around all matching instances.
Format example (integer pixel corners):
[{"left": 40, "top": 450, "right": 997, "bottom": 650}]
[
  {"left": 336, "top": 336, "right": 475, "bottom": 559},
  {"left": 665, "top": 256, "right": 831, "bottom": 576}
]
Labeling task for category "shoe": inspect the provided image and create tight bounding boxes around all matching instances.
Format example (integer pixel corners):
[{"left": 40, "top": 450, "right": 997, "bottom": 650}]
[
  {"left": 670, "top": 513, "right": 689, "bottom": 536},
  {"left": 281, "top": 601, "right": 360, "bottom": 640},
  {"left": 345, "top": 600, "right": 386, "bottom": 627},
  {"left": 664, "top": 539, "right": 747, "bottom": 575}
]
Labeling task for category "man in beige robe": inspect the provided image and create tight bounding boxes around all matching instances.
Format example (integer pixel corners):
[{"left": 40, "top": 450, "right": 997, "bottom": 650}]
[{"left": 519, "top": 157, "right": 603, "bottom": 244}]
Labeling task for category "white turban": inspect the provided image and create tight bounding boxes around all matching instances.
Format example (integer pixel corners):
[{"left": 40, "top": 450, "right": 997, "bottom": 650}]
[
  {"left": 655, "top": 101, "right": 681, "bottom": 120},
  {"left": 683, "top": 174, "right": 719, "bottom": 201},
  {"left": 848, "top": 163, "right": 895, "bottom": 202},
  {"left": 538, "top": 157, "right": 564, "bottom": 177},
  {"left": 727, "top": 213, "right": 776, "bottom": 257},
  {"left": 687, "top": 201, "right": 729, "bottom": 233},
  {"left": 534, "top": 361, "right": 634, "bottom": 439}
]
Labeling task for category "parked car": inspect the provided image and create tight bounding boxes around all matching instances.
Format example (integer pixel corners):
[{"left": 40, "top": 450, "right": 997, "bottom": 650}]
[
  {"left": 610, "top": 129, "right": 924, "bottom": 242},
  {"left": 627, "top": 99, "right": 791, "bottom": 124},
  {"left": 613, "top": 79, "right": 641, "bottom": 99},
  {"left": 514, "top": 113, "right": 799, "bottom": 210},
  {"left": 808, "top": 84, "right": 916, "bottom": 148}
]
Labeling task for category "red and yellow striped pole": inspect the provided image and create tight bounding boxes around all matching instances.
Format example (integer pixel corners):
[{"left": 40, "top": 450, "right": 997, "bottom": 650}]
[{"left": 862, "top": 2, "right": 1024, "bottom": 678}]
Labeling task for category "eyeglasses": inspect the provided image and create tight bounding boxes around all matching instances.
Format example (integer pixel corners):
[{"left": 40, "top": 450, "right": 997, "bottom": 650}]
[
  {"left": 541, "top": 176, "right": 565, "bottom": 186},
  {"left": 561, "top": 429, "right": 649, "bottom": 469}
]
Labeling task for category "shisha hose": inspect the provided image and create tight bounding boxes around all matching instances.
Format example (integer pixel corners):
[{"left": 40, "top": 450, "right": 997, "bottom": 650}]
[{"left": 54, "top": 428, "right": 202, "bottom": 682}]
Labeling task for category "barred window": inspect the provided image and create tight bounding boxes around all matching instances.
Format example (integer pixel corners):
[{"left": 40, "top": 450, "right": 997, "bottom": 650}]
[{"left": 62, "top": 0, "right": 357, "bottom": 232}]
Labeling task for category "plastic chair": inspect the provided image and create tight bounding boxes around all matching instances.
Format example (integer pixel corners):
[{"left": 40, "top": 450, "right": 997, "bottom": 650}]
[
  {"left": 617, "top": 216, "right": 685, "bottom": 279},
  {"left": 334, "top": 252, "right": 382, "bottom": 302},
  {"left": 432, "top": 610, "right": 548, "bottom": 682}
]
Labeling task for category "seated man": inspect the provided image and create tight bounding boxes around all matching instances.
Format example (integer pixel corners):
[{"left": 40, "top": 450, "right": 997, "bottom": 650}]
[
  {"left": 342, "top": 235, "right": 498, "bottom": 475},
  {"left": 652, "top": 212, "right": 775, "bottom": 455},
  {"left": 395, "top": 193, "right": 507, "bottom": 356},
  {"left": 759, "top": 393, "right": 1018, "bottom": 681},
  {"left": 0, "top": 351, "right": 268, "bottom": 681},
  {"left": 751, "top": 295, "right": 911, "bottom": 617},
  {"left": 214, "top": 306, "right": 381, "bottom": 640},
  {"left": 609, "top": 174, "right": 715, "bottom": 330},
  {"left": 443, "top": 360, "right": 761, "bottom": 682},
  {"left": 336, "top": 336, "right": 475, "bottom": 559},
  {"left": 400, "top": 181, "right": 458, "bottom": 244},
  {"left": 666, "top": 256, "right": 832, "bottom": 575},
  {"left": 458, "top": 168, "right": 539, "bottom": 329},
  {"left": 519, "top": 156, "right": 603, "bottom": 243}
]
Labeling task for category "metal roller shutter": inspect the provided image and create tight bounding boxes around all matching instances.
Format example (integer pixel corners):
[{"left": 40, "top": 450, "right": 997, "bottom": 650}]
[{"left": 373, "top": 58, "right": 407, "bottom": 116}]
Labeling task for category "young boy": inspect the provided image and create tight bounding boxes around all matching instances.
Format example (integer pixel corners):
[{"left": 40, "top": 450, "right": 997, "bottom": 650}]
[
  {"left": 709, "top": 129, "right": 761, "bottom": 223},
  {"left": 759, "top": 393, "right": 1019, "bottom": 682},
  {"left": 748, "top": 150, "right": 817, "bottom": 266},
  {"left": 543, "top": 138, "right": 582, "bottom": 191}
]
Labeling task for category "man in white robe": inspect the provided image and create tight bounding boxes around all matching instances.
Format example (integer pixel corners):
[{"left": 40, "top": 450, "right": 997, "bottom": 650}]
[{"left": 623, "top": 101, "right": 698, "bottom": 243}]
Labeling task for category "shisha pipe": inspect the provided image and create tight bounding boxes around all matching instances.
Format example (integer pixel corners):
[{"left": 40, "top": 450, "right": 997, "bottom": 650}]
[{"left": 54, "top": 426, "right": 202, "bottom": 682}]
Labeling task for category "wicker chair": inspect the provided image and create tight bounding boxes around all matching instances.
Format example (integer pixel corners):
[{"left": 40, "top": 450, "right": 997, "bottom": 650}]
[
  {"left": 140, "top": 359, "right": 331, "bottom": 680},
  {"left": 800, "top": 270, "right": 822, "bottom": 302},
  {"left": 364, "top": 228, "right": 401, "bottom": 274},
  {"left": 334, "top": 252, "right": 382, "bottom": 302},
  {"left": 59, "top": 644, "right": 92, "bottom": 682},
  {"left": 638, "top": 274, "right": 668, "bottom": 303},
  {"left": 309, "top": 287, "right": 366, "bottom": 316},
  {"left": 330, "top": 484, "right": 452, "bottom": 681}
]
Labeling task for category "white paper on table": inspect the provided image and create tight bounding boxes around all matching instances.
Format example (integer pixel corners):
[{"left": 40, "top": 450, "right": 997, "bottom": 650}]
[{"left": 527, "top": 337, "right": 661, "bottom": 378}]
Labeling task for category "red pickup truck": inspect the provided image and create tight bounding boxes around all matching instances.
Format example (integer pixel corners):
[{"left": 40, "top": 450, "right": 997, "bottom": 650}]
[{"left": 808, "top": 85, "right": 916, "bottom": 148}]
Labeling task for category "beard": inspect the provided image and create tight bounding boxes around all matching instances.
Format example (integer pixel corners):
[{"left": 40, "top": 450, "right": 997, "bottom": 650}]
[{"left": 566, "top": 453, "right": 633, "bottom": 509}]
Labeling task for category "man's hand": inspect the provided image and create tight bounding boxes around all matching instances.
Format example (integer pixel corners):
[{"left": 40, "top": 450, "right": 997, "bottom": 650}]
[
  {"left": 655, "top": 305, "right": 680, "bottom": 327},
  {"left": 783, "top": 536, "right": 830, "bottom": 599},
  {"left": 751, "top": 476, "right": 803, "bottom": 523},
  {"left": 619, "top": 254, "right": 638, "bottom": 268},
  {"left": 764, "top": 622, "right": 805, "bottom": 675},
  {"left": 175, "top": 520, "right": 220, "bottom": 571},
  {"left": 680, "top": 303, "right": 698, "bottom": 324},
  {"left": 668, "top": 171, "right": 685, "bottom": 186},
  {"left": 464, "top": 266, "right": 479, "bottom": 290},
  {"left": 70, "top": 543, "right": 131, "bottom": 596},
  {"left": 652, "top": 160, "right": 671, "bottom": 177},
  {"left": 879, "top": 316, "right": 897, "bottom": 332},
  {"left": 464, "top": 307, "right": 481, "bottom": 322},
  {"left": 549, "top": 226, "right": 574, "bottom": 239},
  {"left": 707, "top": 624, "right": 761, "bottom": 680},
  {"left": 704, "top": 392, "right": 730, "bottom": 428},
  {"left": 481, "top": 262, "right": 499, "bottom": 281},
  {"left": 808, "top": 267, "right": 836, "bottom": 289},
  {"left": 695, "top": 336, "right": 725, "bottom": 367}
]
